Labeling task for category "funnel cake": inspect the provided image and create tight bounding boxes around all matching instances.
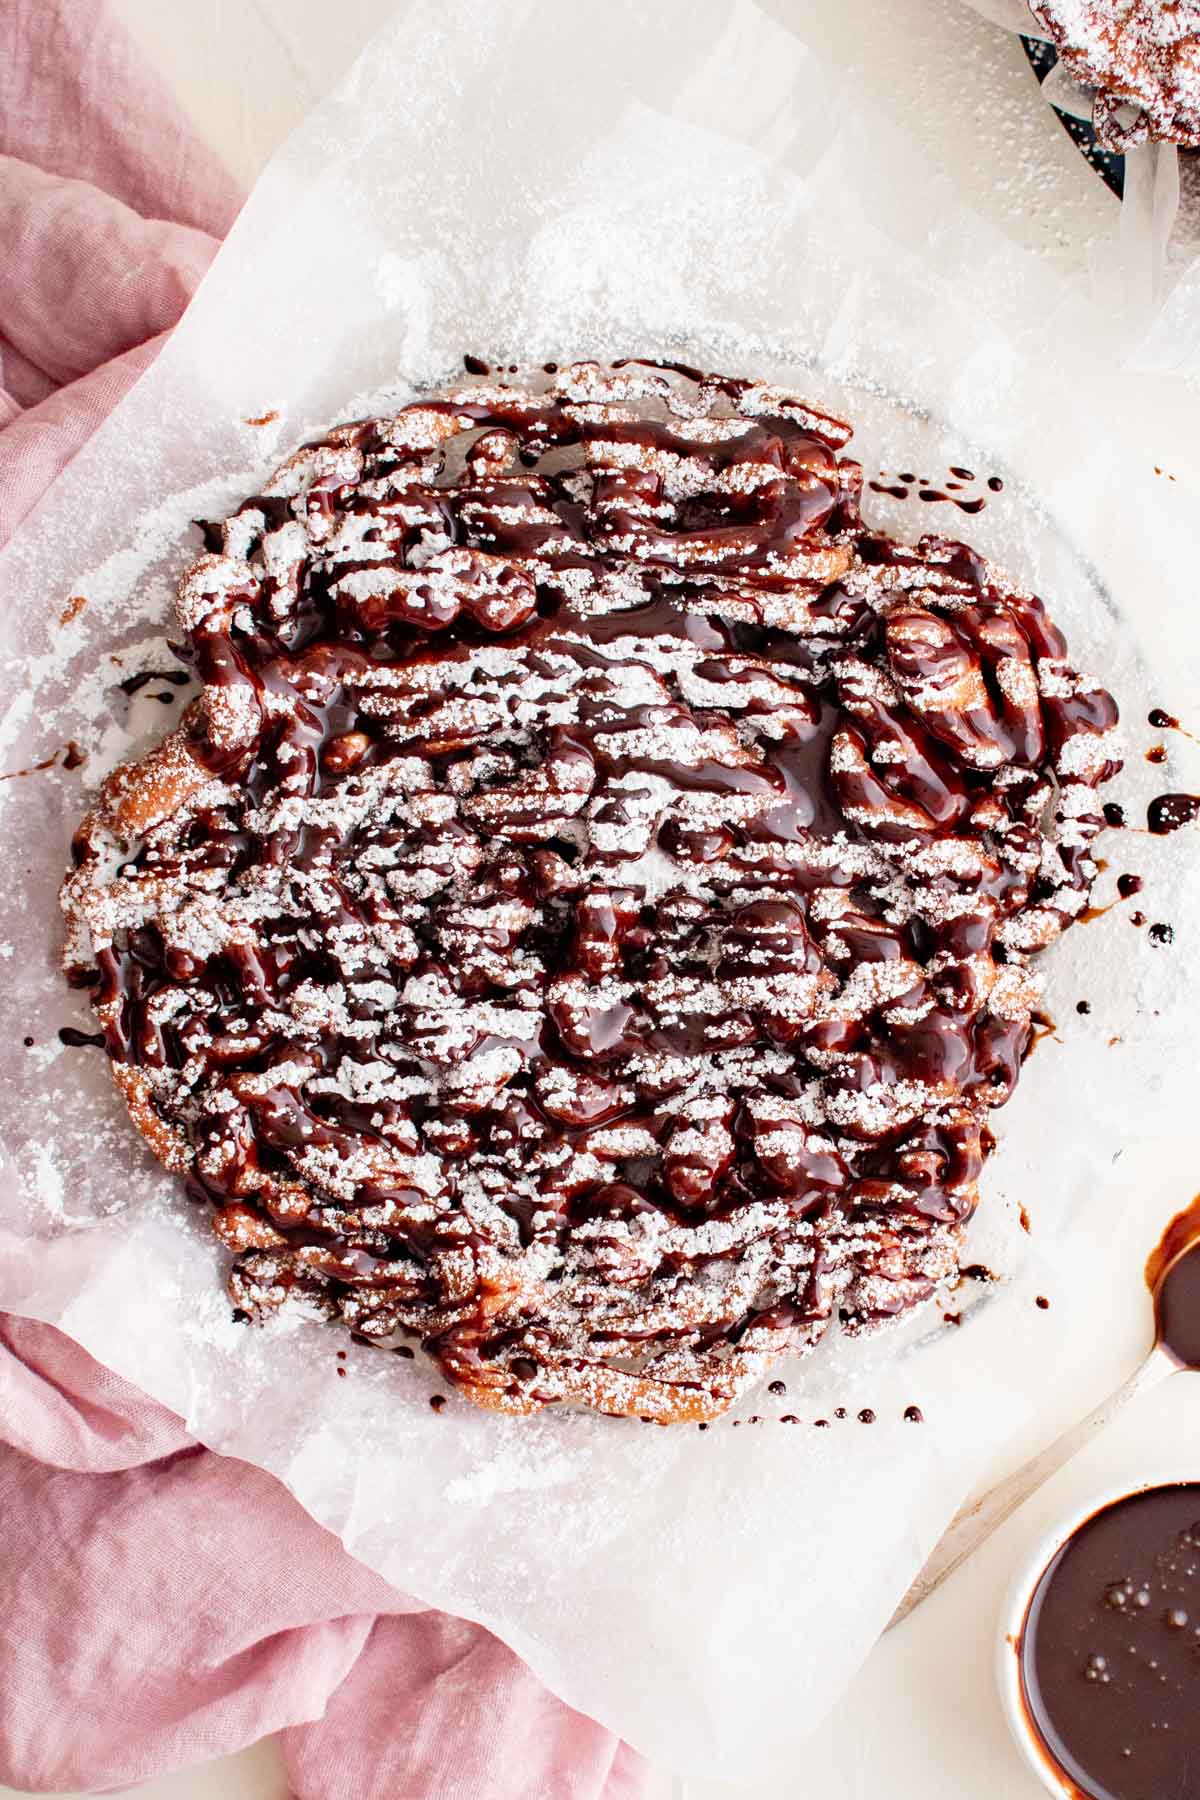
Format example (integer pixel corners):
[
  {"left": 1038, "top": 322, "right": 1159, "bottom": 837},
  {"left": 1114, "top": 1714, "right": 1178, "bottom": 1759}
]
[
  {"left": 1030, "top": 0, "right": 1200, "bottom": 149},
  {"left": 61, "top": 361, "right": 1120, "bottom": 1422}
]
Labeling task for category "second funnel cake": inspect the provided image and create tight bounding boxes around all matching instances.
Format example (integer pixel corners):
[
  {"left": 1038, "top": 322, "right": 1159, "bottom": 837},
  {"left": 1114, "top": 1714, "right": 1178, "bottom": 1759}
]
[
  {"left": 1030, "top": 0, "right": 1200, "bottom": 149},
  {"left": 62, "top": 361, "right": 1120, "bottom": 1422}
]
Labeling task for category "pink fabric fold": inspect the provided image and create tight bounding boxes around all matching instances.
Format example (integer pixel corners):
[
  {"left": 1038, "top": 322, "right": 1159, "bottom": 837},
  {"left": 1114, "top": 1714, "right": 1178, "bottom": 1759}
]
[
  {"left": 0, "top": 7, "right": 652, "bottom": 1796},
  {"left": 0, "top": 0, "right": 241, "bottom": 544},
  {"left": 0, "top": 0, "right": 242, "bottom": 234},
  {"left": 1, "top": 1320, "right": 648, "bottom": 1797}
]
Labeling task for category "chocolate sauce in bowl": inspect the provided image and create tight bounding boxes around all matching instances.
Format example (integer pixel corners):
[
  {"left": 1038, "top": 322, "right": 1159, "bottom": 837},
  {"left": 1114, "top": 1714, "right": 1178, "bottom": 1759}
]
[{"left": 1019, "top": 1484, "right": 1200, "bottom": 1800}]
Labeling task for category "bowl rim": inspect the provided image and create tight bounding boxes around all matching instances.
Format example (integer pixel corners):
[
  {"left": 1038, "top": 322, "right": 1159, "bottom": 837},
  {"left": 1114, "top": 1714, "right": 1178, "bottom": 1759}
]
[{"left": 996, "top": 1470, "right": 1200, "bottom": 1800}]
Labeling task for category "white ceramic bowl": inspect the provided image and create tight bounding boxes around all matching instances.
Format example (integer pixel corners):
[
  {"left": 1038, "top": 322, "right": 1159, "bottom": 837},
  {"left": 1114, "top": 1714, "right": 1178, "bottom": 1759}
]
[{"left": 996, "top": 1473, "right": 1199, "bottom": 1800}]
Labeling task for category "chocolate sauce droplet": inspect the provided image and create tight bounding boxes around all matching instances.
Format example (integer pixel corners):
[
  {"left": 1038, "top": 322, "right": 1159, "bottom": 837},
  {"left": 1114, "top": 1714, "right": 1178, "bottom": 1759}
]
[
  {"left": 119, "top": 668, "right": 190, "bottom": 696},
  {"left": 1148, "top": 793, "right": 1200, "bottom": 835},
  {"left": 916, "top": 487, "right": 986, "bottom": 515}
]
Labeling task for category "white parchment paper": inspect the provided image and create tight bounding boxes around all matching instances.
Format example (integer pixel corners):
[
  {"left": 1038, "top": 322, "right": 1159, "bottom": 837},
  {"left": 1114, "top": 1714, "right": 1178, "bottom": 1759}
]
[{"left": 1, "top": 0, "right": 1199, "bottom": 1780}]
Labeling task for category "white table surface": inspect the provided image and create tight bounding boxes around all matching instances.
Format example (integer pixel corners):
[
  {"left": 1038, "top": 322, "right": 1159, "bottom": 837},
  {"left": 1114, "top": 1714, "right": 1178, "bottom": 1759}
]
[{"left": 8, "top": 2, "right": 1200, "bottom": 1795}]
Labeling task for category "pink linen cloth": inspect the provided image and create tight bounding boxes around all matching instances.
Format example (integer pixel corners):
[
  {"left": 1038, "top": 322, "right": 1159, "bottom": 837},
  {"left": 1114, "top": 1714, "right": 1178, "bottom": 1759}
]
[{"left": 0, "top": 6, "right": 652, "bottom": 1796}]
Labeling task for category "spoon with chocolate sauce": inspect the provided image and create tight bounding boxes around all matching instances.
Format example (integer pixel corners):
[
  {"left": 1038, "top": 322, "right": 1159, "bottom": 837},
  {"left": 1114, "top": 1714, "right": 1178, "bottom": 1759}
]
[{"left": 892, "top": 1194, "right": 1200, "bottom": 1628}]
